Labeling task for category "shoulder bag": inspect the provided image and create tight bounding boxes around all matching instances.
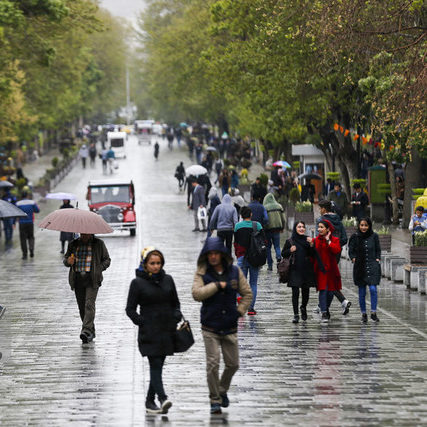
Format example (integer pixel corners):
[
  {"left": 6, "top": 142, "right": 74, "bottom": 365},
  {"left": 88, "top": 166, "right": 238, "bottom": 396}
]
[{"left": 174, "top": 315, "right": 195, "bottom": 353}]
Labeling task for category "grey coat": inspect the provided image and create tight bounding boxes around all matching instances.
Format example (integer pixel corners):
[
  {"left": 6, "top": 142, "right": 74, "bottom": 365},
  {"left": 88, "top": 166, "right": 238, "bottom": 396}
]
[
  {"left": 191, "top": 184, "right": 206, "bottom": 210},
  {"left": 63, "top": 237, "right": 111, "bottom": 290},
  {"left": 348, "top": 232, "right": 381, "bottom": 286}
]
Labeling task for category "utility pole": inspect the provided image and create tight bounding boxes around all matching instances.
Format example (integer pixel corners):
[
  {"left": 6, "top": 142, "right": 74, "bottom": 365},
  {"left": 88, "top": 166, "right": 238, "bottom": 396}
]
[{"left": 126, "top": 66, "right": 130, "bottom": 126}]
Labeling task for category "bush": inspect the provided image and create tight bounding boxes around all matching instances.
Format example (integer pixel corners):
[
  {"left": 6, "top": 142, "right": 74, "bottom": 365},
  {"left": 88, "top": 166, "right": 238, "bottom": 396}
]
[
  {"left": 327, "top": 172, "right": 340, "bottom": 181},
  {"left": 289, "top": 187, "right": 300, "bottom": 205},
  {"left": 414, "top": 230, "right": 427, "bottom": 247},
  {"left": 51, "top": 157, "right": 59, "bottom": 168},
  {"left": 259, "top": 173, "right": 269, "bottom": 186},
  {"left": 292, "top": 161, "right": 300, "bottom": 170},
  {"left": 342, "top": 217, "right": 357, "bottom": 227},
  {"left": 295, "top": 201, "right": 312, "bottom": 212},
  {"left": 374, "top": 226, "right": 390, "bottom": 235},
  {"left": 351, "top": 178, "right": 367, "bottom": 188}
]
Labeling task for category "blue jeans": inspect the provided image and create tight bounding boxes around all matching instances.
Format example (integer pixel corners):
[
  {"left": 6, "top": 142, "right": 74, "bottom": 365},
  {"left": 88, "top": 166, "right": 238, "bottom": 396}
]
[
  {"left": 318, "top": 290, "right": 334, "bottom": 313},
  {"left": 237, "top": 256, "right": 259, "bottom": 310},
  {"left": 3, "top": 219, "right": 14, "bottom": 242},
  {"left": 358, "top": 285, "right": 378, "bottom": 313},
  {"left": 265, "top": 231, "right": 281, "bottom": 267}
]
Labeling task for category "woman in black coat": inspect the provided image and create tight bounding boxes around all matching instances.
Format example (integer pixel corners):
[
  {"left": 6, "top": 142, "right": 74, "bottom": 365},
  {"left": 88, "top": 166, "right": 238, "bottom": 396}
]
[
  {"left": 281, "top": 221, "right": 318, "bottom": 323},
  {"left": 126, "top": 248, "right": 182, "bottom": 414},
  {"left": 348, "top": 217, "right": 381, "bottom": 323}
]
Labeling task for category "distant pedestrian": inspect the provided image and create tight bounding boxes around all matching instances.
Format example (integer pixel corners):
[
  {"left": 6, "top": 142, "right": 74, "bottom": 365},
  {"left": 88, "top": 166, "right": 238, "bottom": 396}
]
[
  {"left": 327, "top": 182, "right": 348, "bottom": 219},
  {"left": 230, "top": 169, "right": 239, "bottom": 189},
  {"left": 101, "top": 147, "right": 108, "bottom": 173},
  {"left": 281, "top": 221, "right": 319, "bottom": 323},
  {"left": 209, "top": 194, "right": 238, "bottom": 254},
  {"left": 184, "top": 175, "right": 197, "bottom": 207},
  {"left": 79, "top": 144, "right": 89, "bottom": 169},
  {"left": 16, "top": 191, "right": 40, "bottom": 259},
  {"left": 106, "top": 147, "right": 115, "bottom": 174},
  {"left": 351, "top": 183, "right": 369, "bottom": 220},
  {"left": 1, "top": 188, "right": 17, "bottom": 244},
  {"left": 63, "top": 234, "right": 111, "bottom": 343},
  {"left": 89, "top": 143, "right": 97, "bottom": 167},
  {"left": 59, "top": 200, "right": 74, "bottom": 254},
  {"left": 250, "top": 177, "right": 267, "bottom": 202},
  {"left": 248, "top": 196, "right": 268, "bottom": 228},
  {"left": 192, "top": 237, "right": 252, "bottom": 415},
  {"left": 207, "top": 187, "right": 221, "bottom": 235},
  {"left": 126, "top": 247, "right": 182, "bottom": 414},
  {"left": 233, "top": 206, "right": 264, "bottom": 316},
  {"left": 214, "top": 158, "right": 223, "bottom": 184},
  {"left": 154, "top": 142, "right": 160, "bottom": 160},
  {"left": 408, "top": 206, "right": 427, "bottom": 244},
  {"left": 313, "top": 219, "right": 342, "bottom": 323},
  {"left": 189, "top": 178, "right": 206, "bottom": 232},
  {"left": 219, "top": 169, "right": 230, "bottom": 197},
  {"left": 348, "top": 217, "right": 381, "bottom": 323},
  {"left": 174, "top": 161, "right": 185, "bottom": 189},
  {"left": 263, "top": 193, "right": 285, "bottom": 271}
]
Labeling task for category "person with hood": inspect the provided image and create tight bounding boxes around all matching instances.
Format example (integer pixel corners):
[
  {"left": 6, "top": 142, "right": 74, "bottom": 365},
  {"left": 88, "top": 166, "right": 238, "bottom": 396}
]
[
  {"left": 207, "top": 187, "right": 221, "bottom": 234},
  {"left": 313, "top": 219, "right": 342, "bottom": 323},
  {"left": 64, "top": 233, "right": 111, "bottom": 342},
  {"left": 263, "top": 193, "right": 285, "bottom": 271},
  {"left": 248, "top": 195, "right": 268, "bottom": 228},
  {"left": 348, "top": 218, "right": 381, "bottom": 323},
  {"left": 316, "top": 200, "right": 351, "bottom": 315},
  {"left": 59, "top": 199, "right": 75, "bottom": 254},
  {"left": 126, "top": 247, "right": 182, "bottom": 414},
  {"left": 192, "top": 237, "right": 252, "bottom": 415},
  {"left": 209, "top": 194, "right": 238, "bottom": 254},
  {"left": 79, "top": 144, "right": 89, "bottom": 169},
  {"left": 190, "top": 178, "right": 207, "bottom": 232},
  {"left": 229, "top": 188, "right": 245, "bottom": 217},
  {"left": 281, "top": 221, "right": 320, "bottom": 323}
]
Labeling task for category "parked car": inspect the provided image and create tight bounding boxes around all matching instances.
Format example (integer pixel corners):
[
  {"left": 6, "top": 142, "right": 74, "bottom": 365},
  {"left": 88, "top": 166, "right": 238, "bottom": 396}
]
[{"left": 87, "top": 179, "right": 136, "bottom": 236}]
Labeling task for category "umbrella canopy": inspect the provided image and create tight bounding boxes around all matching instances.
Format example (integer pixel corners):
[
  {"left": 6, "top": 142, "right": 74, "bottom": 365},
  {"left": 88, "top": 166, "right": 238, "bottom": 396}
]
[
  {"left": 185, "top": 165, "right": 208, "bottom": 177},
  {"left": 206, "top": 146, "right": 217, "bottom": 152},
  {"left": 0, "top": 180, "right": 14, "bottom": 189},
  {"left": 273, "top": 160, "right": 291, "bottom": 169},
  {"left": 0, "top": 200, "right": 27, "bottom": 219},
  {"left": 298, "top": 173, "right": 322, "bottom": 181},
  {"left": 39, "top": 208, "right": 113, "bottom": 234},
  {"left": 46, "top": 192, "right": 77, "bottom": 201},
  {"left": 180, "top": 122, "right": 188, "bottom": 128}
]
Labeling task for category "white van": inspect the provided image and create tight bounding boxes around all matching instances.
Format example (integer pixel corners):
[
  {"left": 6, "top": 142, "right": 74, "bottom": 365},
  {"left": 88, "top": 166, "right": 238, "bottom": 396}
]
[{"left": 107, "top": 131, "right": 127, "bottom": 158}]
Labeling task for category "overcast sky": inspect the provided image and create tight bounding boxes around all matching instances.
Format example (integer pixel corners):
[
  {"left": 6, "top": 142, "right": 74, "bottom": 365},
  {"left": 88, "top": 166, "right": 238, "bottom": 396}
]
[{"left": 98, "top": 0, "right": 146, "bottom": 21}]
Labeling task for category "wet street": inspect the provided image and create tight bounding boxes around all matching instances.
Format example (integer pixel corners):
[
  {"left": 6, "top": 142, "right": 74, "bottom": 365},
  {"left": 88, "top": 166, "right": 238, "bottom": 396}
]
[{"left": 1, "top": 136, "right": 427, "bottom": 426}]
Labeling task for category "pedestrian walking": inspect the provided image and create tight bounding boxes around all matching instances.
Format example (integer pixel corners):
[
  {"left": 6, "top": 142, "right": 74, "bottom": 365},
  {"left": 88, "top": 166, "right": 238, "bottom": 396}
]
[
  {"left": 214, "top": 158, "right": 223, "bottom": 184},
  {"left": 313, "top": 219, "right": 342, "bottom": 323},
  {"left": 233, "top": 206, "right": 264, "bottom": 315},
  {"left": 79, "top": 144, "right": 89, "bottom": 169},
  {"left": 174, "top": 161, "right": 185, "bottom": 190},
  {"left": 281, "top": 221, "right": 319, "bottom": 323},
  {"left": 16, "top": 191, "right": 40, "bottom": 259},
  {"left": 250, "top": 177, "right": 267, "bottom": 202},
  {"left": 327, "top": 182, "right": 348, "bottom": 219},
  {"left": 63, "top": 234, "right": 111, "bottom": 343},
  {"left": 263, "top": 193, "right": 285, "bottom": 271},
  {"left": 219, "top": 169, "right": 230, "bottom": 197},
  {"left": 101, "top": 147, "right": 108, "bottom": 173},
  {"left": 207, "top": 187, "right": 221, "bottom": 236},
  {"left": 248, "top": 196, "right": 268, "bottom": 228},
  {"left": 184, "top": 175, "right": 197, "bottom": 207},
  {"left": 348, "top": 217, "right": 381, "bottom": 323},
  {"left": 126, "top": 247, "right": 182, "bottom": 414},
  {"left": 106, "top": 147, "right": 115, "bottom": 174},
  {"left": 89, "top": 143, "right": 97, "bottom": 167},
  {"left": 154, "top": 142, "right": 160, "bottom": 160},
  {"left": 59, "top": 200, "right": 74, "bottom": 254},
  {"left": 209, "top": 194, "right": 238, "bottom": 254},
  {"left": 192, "top": 237, "right": 252, "bottom": 414},
  {"left": 189, "top": 178, "right": 207, "bottom": 232},
  {"left": 316, "top": 200, "right": 351, "bottom": 315},
  {"left": 1, "top": 188, "right": 17, "bottom": 244},
  {"left": 351, "top": 183, "right": 369, "bottom": 220}
]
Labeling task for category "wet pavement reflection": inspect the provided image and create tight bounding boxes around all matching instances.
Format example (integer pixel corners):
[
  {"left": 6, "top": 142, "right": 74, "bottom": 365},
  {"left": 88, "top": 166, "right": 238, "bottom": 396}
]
[{"left": 0, "top": 136, "right": 427, "bottom": 425}]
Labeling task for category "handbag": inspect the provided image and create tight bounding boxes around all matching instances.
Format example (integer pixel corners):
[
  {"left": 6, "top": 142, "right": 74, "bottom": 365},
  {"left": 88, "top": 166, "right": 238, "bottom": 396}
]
[
  {"left": 174, "top": 315, "right": 194, "bottom": 353},
  {"left": 277, "top": 239, "right": 294, "bottom": 284}
]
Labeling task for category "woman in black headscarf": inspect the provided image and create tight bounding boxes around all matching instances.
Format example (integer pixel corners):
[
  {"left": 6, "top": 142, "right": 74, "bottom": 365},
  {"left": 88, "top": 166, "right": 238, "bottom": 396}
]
[
  {"left": 348, "top": 217, "right": 381, "bottom": 323},
  {"left": 281, "top": 221, "right": 319, "bottom": 323}
]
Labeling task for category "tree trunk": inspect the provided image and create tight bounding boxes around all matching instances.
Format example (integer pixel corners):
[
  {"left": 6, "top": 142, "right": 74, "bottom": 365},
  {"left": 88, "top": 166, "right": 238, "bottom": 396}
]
[
  {"left": 403, "top": 147, "right": 424, "bottom": 228},
  {"left": 387, "top": 161, "right": 399, "bottom": 224}
]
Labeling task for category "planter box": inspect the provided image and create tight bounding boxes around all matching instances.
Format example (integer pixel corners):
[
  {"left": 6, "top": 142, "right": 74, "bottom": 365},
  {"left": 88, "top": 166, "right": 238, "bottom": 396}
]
[
  {"left": 294, "top": 211, "right": 314, "bottom": 224},
  {"left": 378, "top": 234, "right": 392, "bottom": 252},
  {"left": 410, "top": 247, "right": 427, "bottom": 265}
]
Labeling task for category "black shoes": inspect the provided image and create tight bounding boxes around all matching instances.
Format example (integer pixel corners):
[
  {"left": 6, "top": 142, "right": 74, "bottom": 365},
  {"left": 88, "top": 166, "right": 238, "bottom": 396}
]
[
  {"left": 220, "top": 393, "right": 229, "bottom": 408},
  {"left": 80, "top": 331, "right": 94, "bottom": 344},
  {"left": 342, "top": 300, "right": 352, "bottom": 315},
  {"left": 192, "top": 228, "right": 200, "bottom": 232},
  {"left": 292, "top": 315, "right": 299, "bottom": 324},
  {"left": 159, "top": 398, "right": 172, "bottom": 414},
  {"left": 210, "top": 403, "right": 222, "bottom": 414},
  {"left": 145, "top": 400, "right": 162, "bottom": 414},
  {"left": 321, "top": 312, "right": 329, "bottom": 323},
  {"left": 300, "top": 306, "right": 307, "bottom": 321},
  {"left": 22, "top": 254, "right": 27, "bottom": 259},
  {"left": 362, "top": 313, "right": 368, "bottom": 323},
  {"left": 30, "top": 251, "right": 34, "bottom": 258},
  {"left": 371, "top": 312, "right": 380, "bottom": 322}
]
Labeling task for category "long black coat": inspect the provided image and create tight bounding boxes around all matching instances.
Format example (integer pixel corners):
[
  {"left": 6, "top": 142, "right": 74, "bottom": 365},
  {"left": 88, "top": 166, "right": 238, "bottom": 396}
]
[
  {"left": 126, "top": 269, "right": 181, "bottom": 357},
  {"left": 281, "top": 238, "right": 317, "bottom": 288},
  {"left": 348, "top": 232, "right": 381, "bottom": 286}
]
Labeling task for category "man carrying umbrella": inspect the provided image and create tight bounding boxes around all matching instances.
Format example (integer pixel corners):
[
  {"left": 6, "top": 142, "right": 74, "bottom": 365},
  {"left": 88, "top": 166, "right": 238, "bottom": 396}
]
[
  {"left": 16, "top": 191, "right": 40, "bottom": 259},
  {"left": 63, "top": 234, "right": 111, "bottom": 343}
]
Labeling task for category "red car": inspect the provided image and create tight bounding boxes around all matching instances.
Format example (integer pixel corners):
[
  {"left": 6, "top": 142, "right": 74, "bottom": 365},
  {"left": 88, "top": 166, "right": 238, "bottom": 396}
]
[{"left": 87, "top": 179, "right": 136, "bottom": 236}]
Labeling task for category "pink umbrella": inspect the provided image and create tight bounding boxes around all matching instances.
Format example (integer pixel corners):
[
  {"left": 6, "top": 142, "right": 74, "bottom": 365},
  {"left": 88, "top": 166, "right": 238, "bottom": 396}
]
[{"left": 39, "top": 208, "right": 113, "bottom": 234}]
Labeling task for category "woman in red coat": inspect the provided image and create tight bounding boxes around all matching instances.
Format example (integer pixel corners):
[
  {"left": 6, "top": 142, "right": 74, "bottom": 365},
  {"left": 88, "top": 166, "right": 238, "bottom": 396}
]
[{"left": 313, "top": 219, "right": 342, "bottom": 323}]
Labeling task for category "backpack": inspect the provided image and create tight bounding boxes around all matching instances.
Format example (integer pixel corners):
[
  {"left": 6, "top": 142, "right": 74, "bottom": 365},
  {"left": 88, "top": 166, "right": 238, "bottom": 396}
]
[{"left": 245, "top": 222, "right": 267, "bottom": 267}]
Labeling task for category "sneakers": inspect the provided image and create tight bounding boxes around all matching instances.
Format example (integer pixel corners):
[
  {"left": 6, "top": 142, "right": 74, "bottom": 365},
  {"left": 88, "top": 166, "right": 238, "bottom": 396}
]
[
  {"left": 210, "top": 403, "right": 222, "bottom": 414},
  {"left": 145, "top": 400, "right": 162, "bottom": 414},
  {"left": 0, "top": 306, "right": 6, "bottom": 320},
  {"left": 371, "top": 312, "right": 380, "bottom": 322},
  {"left": 80, "top": 331, "right": 93, "bottom": 344},
  {"left": 220, "top": 393, "right": 229, "bottom": 408},
  {"left": 292, "top": 315, "right": 299, "bottom": 324},
  {"left": 362, "top": 313, "right": 368, "bottom": 323},
  {"left": 300, "top": 306, "right": 307, "bottom": 321},
  {"left": 313, "top": 305, "right": 320, "bottom": 314},
  {"left": 160, "top": 398, "right": 172, "bottom": 414},
  {"left": 267, "top": 265, "right": 273, "bottom": 271},
  {"left": 321, "top": 312, "right": 329, "bottom": 323},
  {"left": 247, "top": 309, "right": 257, "bottom": 316},
  {"left": 342, "top": 300, "right": 352, "bottom": 315},
  {"left": 192, "top": 228, "right": 200, "bottom": 232}
]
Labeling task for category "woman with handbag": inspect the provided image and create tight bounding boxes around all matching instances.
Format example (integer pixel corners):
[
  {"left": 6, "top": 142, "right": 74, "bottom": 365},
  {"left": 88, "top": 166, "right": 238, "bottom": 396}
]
[
  {"left": 126, "top": 247, "right": 182, "bottom": 415},
  {"left": 348, "top": 217, "right": 381, "bottom": 323},
  {"left": 313, "top": 219, "right": 342, "bottom": 323},
  {"left": 281, "top": 221, "right": 318, "bottom": 323}
]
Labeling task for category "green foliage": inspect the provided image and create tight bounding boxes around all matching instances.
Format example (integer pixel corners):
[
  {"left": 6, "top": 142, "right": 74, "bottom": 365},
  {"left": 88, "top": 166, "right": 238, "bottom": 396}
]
[
  {"left": 327, "top": 172, "right": 340, "bottom": 181},
  {"left": 295, "top": 201, "right": 312, "bottom": 212},
  {"left": 374, "top": 226, "right": 390, "bottom": 235},
  {"left": 414, "top": 230, "right": 427, "bottom": 247},
  {"left": 51, "top": 156, "right": 59, "bottom": 168},
  {"left": 259, "top": 173, "right": 268, "bottom": 186},
  {"left": 342, "top": 217, "right": 357, "bottom": 227},
  {"left": 352, "top": 179, "right": 367, "bottom": 189},
  {"left": 289, "top": 187, "right": 300, "bottom": 205}
]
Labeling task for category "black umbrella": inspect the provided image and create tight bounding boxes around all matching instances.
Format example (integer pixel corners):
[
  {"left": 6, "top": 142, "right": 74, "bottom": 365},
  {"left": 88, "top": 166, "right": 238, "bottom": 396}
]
[
  {"left": 0, "top": 180, "right": 14, "bottom": 189},
  {"left": 298, "top": 173, "right": 322, "bottom": 181},
  {"left": 0, "top": 200, "right": 27, "bottom": 219}
]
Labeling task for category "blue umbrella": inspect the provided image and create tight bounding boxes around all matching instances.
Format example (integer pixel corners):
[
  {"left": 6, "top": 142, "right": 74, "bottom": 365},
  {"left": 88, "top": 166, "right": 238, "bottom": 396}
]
[{"left": 180, "top": 122, "right": 188, "bottom": 128}]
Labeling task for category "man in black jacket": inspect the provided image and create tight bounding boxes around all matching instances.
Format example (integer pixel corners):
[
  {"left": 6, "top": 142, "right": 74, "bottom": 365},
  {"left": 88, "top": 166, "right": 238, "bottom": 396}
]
[{"left": 64, "top": 234, "right": 111, "bottom": 343}]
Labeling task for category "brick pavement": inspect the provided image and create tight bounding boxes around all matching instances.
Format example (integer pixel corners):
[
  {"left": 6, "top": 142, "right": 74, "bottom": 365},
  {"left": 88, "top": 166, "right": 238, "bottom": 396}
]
[{"left": 0, "top": 136, "right": 426, "bottom": 426}]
